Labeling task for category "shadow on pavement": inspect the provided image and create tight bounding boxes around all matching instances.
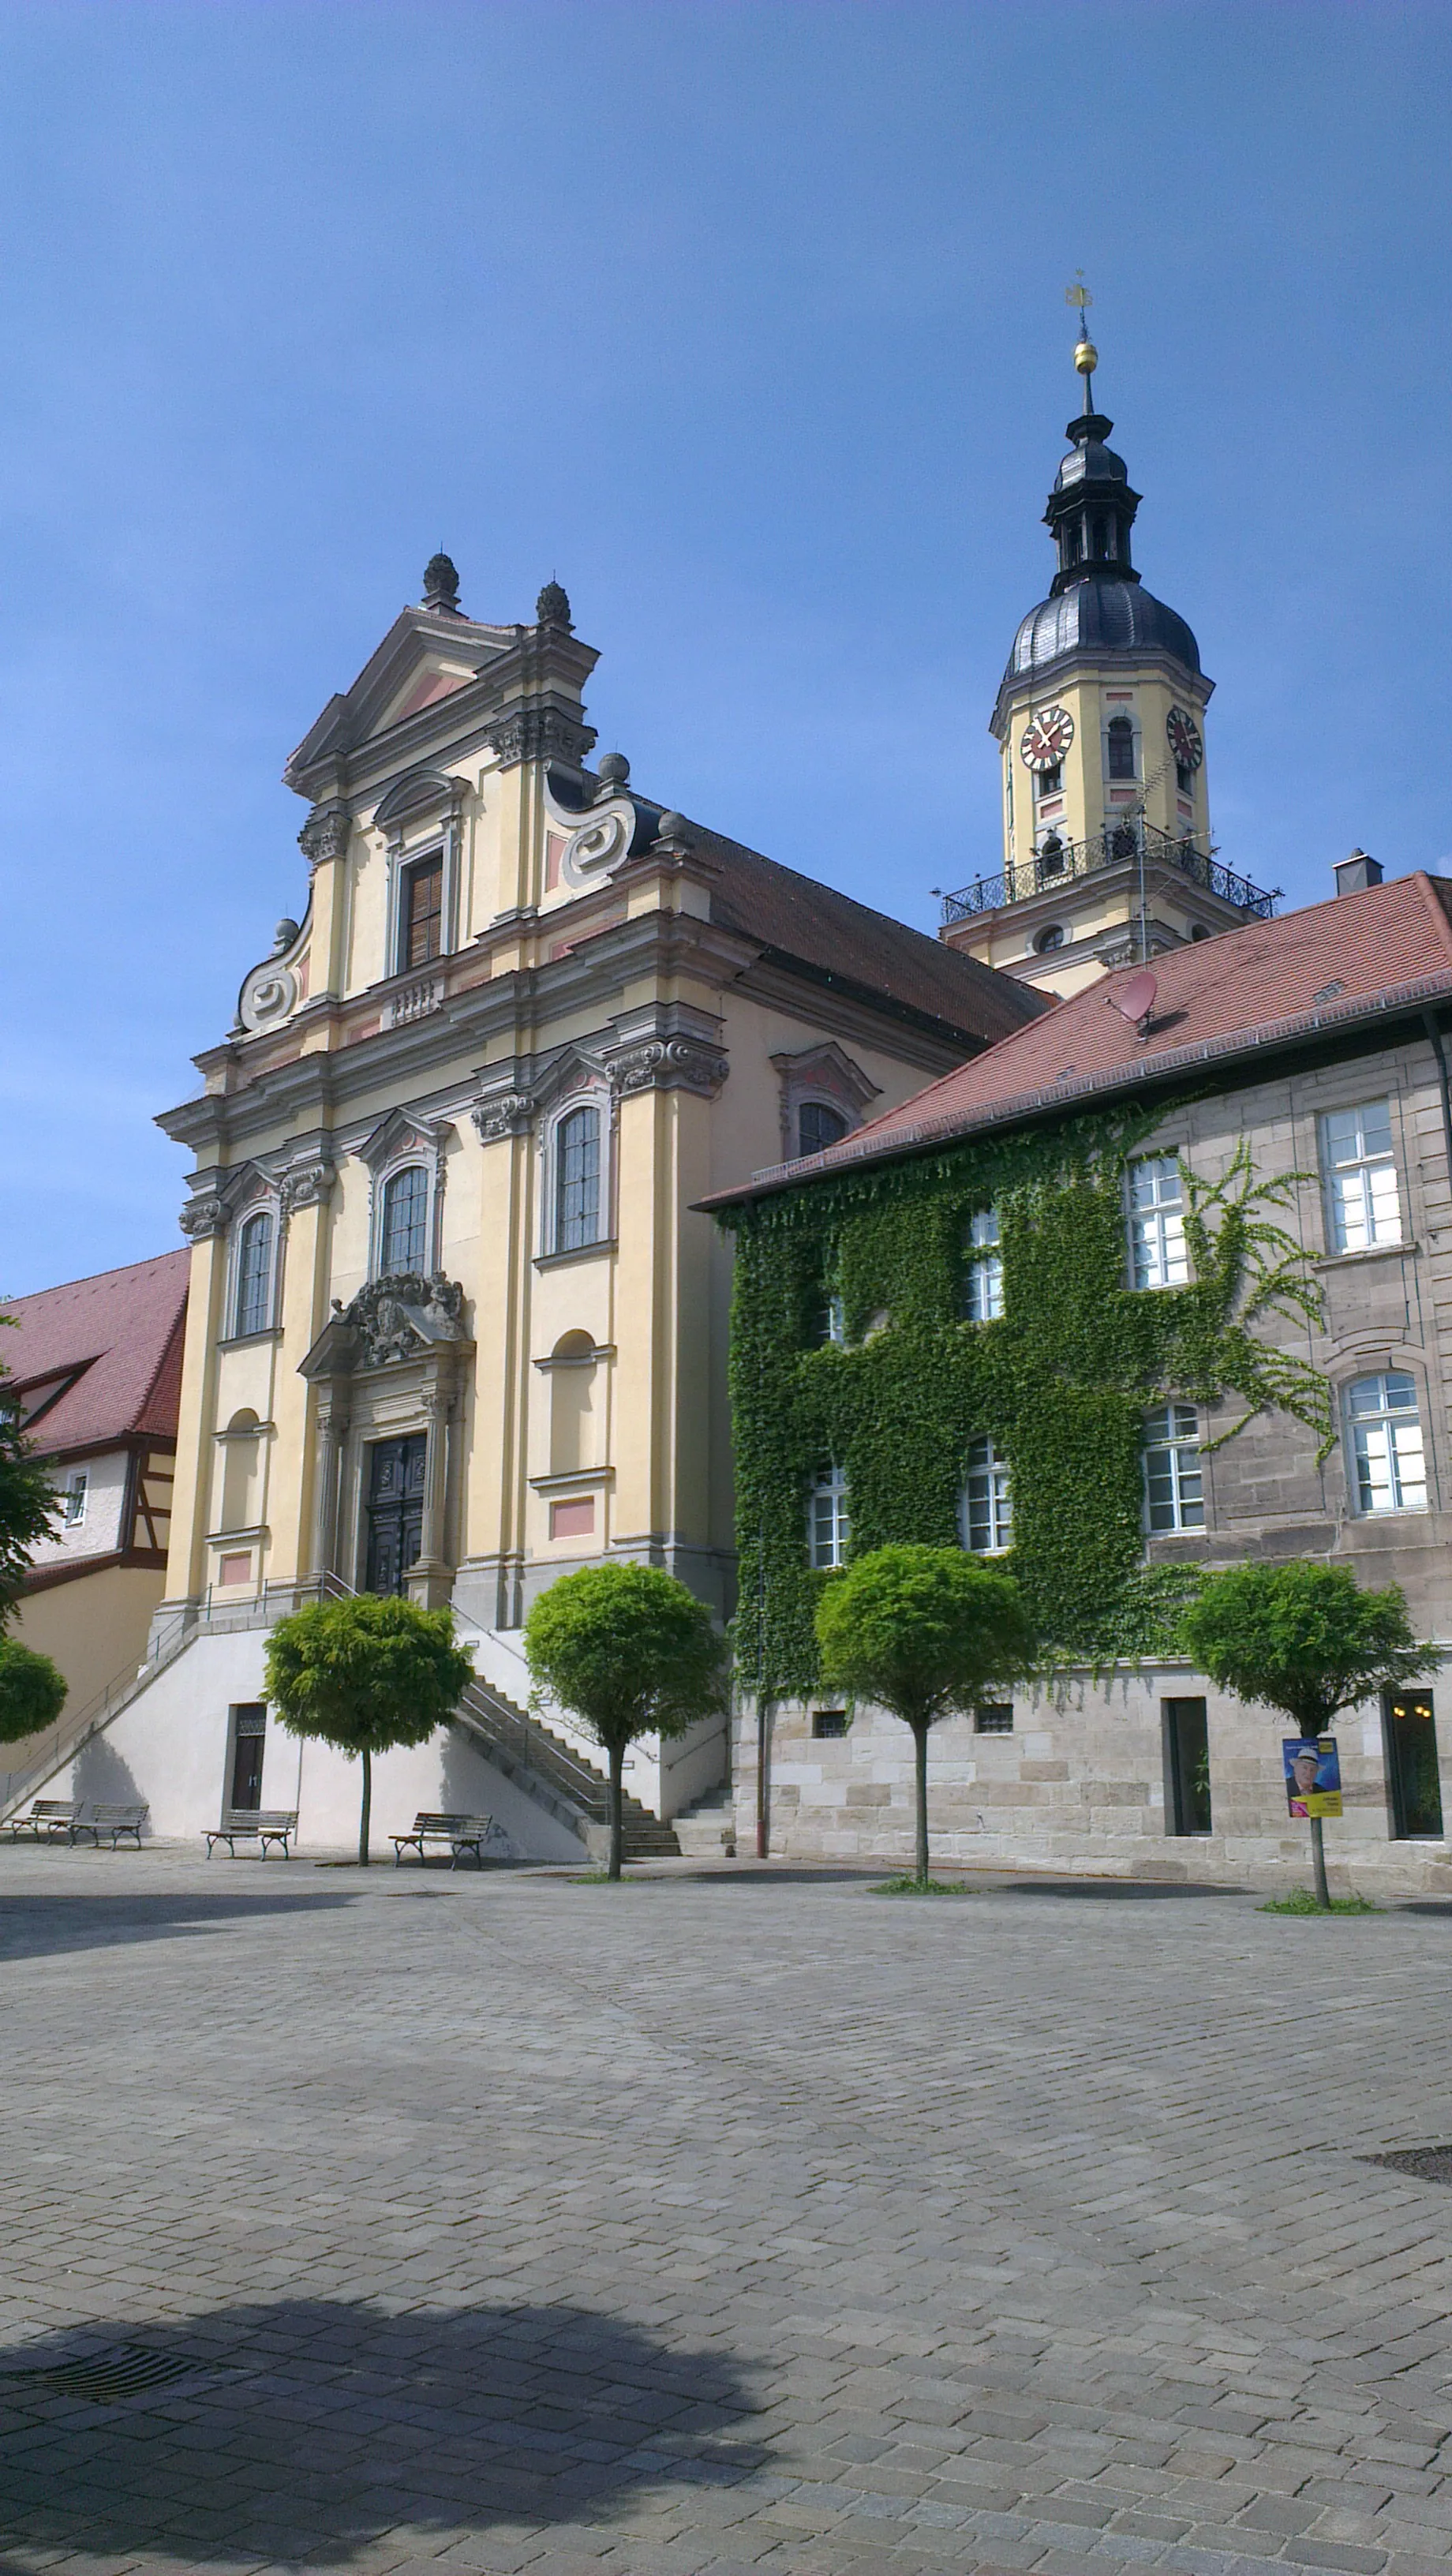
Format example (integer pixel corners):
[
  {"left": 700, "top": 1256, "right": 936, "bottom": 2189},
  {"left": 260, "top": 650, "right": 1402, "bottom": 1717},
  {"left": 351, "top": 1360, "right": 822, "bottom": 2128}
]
[
  {"left": 0, "top": 1889, "right": 361, "bottom": 1962},
  {"left": 1003, "top": 1878, "right": 1244, "bottom": 1900},
  {"left": 0, "top": 2297, "right": 762, "bottom": 2564}
]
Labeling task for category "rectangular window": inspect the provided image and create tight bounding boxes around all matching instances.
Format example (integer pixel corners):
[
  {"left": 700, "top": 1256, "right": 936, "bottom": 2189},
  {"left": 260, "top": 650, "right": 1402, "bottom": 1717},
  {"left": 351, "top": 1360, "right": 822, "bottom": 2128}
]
[
  {"left": 1165, "top": 1698, "right": 1212, "bottom": 1834},
  {"left": 1384, "top": 1693, "right": 1444, "bottom": 1839},
  {"left": 811, "top": 1292, "right": 847, "bottom": 1348},
  {"left": 975, "top": 1703, "right": 1014, "bottom": 1735},
  {"left": 1347, "top": 1372, "right": 1427, "bottom": 1513},
  {"left": 62, "top": 1473, "right": 87, "bottom": 1526},
  {"left": 1321, "top": 1101, "right": 1401, "bottom": 1252},
  {"left": 401, "top": 854, "right": 444, "bottom": 970},
  {"left": 556, "top": 1106, "right": 601, "bottom": 1252},
  {"left": 1035, "top": 762, "right": 1062, "bottom": 799},
  {"left": 1143, "top": 1404, "right": 1204, "bottom": 1532},
  {"left": 807, "top": 1464, "right": 849, "bottom": 1570},
  {"left": 960, "top": 1436, "right": 1012, "bottom": 1553},
  {"left": 962, "top": 1209, "right": 1004, "bottom": 1322},
  {"left": 812, "top": 1709, "right": 850, "bottom": 1739},
  {"left": 1128, "top": 1156, "right": 1188, "bottom": 1289}
]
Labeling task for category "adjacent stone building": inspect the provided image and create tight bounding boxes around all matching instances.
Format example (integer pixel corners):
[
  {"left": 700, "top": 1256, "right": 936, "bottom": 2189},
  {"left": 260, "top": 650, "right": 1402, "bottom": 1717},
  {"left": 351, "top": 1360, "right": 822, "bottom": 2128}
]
[{"left": 705, "top": 861, "right": 1452, "bottom": 1895}]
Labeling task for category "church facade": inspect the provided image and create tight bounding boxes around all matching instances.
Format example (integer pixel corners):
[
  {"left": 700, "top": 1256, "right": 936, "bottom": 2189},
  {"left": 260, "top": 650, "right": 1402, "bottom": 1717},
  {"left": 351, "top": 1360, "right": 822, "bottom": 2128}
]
[{"left": 36, "top": 560, "right": 1036, "bottom": 1852}]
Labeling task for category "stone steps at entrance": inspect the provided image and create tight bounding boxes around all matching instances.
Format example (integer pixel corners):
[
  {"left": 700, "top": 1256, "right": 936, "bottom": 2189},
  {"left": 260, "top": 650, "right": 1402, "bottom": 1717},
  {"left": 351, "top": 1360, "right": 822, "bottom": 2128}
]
[{"left": 451, "top": 1673, "right": 681, "bottom": 1860}]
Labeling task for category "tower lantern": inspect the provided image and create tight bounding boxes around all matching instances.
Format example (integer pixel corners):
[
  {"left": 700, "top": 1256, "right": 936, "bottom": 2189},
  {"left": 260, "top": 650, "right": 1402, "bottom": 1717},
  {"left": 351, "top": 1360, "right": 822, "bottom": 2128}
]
[{"left": 939, "top": 298, "right": 1276, "bottom": 997}]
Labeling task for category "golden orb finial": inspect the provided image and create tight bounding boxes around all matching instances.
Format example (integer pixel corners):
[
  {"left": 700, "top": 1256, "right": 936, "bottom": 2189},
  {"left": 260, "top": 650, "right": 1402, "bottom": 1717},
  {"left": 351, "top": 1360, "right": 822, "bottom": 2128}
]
[{"left": 1066, "top": 273, "right": 1097, "bottom": 383}]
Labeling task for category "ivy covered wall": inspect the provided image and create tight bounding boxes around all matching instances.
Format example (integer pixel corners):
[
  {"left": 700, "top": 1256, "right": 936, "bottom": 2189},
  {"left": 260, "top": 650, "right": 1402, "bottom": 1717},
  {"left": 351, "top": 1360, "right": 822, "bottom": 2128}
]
[{"left": 720, "top": 1107, "right": 1330, "bottom": 1695}]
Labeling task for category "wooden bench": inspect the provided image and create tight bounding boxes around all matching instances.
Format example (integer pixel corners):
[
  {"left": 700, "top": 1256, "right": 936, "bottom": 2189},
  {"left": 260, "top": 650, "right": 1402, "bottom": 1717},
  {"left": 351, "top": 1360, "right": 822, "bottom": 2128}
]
[
  {"left": 2, "top": 1799, "right": 81, "bottom": 1842},
  {"left": 204, "top": 1810, "right": 298, "bottom": 1859},
  {"left": 391, "top": 1811, "right": 495, "bottom": 1869},
  {"left": 69, "top": 1803, "right": 149, "bottom": 1849}
]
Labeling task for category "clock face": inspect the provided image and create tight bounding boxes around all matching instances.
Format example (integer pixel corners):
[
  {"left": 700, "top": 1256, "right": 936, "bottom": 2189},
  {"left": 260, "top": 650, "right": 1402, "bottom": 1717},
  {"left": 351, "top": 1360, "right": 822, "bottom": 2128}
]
[
  {"left": 1166, "top": 706, "right": 1203, "bottom": 772},
  {"left": 1020, "top": 704, "right": 1075, "bottom": 771}
]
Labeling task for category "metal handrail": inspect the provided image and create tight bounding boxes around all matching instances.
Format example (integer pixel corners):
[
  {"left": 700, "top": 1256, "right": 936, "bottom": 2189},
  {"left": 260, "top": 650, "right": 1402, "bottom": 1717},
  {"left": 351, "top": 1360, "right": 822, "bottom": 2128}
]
[{"left": 941, "top": 822, "right": 1278, "bottom": 925}]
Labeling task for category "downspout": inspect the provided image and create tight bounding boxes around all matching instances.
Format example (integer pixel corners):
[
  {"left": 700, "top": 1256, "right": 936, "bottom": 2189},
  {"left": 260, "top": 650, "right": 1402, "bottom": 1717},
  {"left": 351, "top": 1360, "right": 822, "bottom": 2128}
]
[{"left": 1421, "top": 1009, "right": 1452, "bottom": 1195}]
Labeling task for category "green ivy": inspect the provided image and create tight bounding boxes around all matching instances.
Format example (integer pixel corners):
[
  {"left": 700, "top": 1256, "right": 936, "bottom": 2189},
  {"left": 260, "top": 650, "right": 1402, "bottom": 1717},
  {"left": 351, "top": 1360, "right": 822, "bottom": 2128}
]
[{"left": 720, "top": 1112, "right": 1331, "bottom": 1694}]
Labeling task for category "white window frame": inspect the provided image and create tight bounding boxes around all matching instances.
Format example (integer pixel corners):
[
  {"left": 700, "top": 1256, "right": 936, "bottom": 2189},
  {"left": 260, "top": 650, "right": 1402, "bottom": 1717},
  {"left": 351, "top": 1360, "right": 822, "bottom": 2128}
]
[
  {"left": 383, "top": 814, "right": 462, "bottom": 980},
  {"left": 1346, "top": 1372, "right": 1428, "bottom": 1515},
  {"left": 546, "top": 1092, "right": 611, "bottom": 1256},
  {"left": 1142, "top": 1404, "right": 1205, "bottom": 1533},
  {"left": 960, "top": 1436, "right": 1012, "bottom": 1554},
  {"left": 375, "top": 1161, "right": 432, "bottom": 1277},
  {"left": 1320, "top": 1101, "right": 1402, "bottom": 1254},
  {"left": 61, "top": 1470, "right": 88, "bottom": 1528},
  {"left": 807, "top": 1463, "right": 850, "bottom": 1570},
  {"left": 963, "top": 1208, "right": 1004, "bottom": 1322},
  {"left": 1128, "top": 1155, "right": 1189, "bottom": 1290},
  {"left": 225, "top": 1196, "right": 282, "bottom": 1340}
]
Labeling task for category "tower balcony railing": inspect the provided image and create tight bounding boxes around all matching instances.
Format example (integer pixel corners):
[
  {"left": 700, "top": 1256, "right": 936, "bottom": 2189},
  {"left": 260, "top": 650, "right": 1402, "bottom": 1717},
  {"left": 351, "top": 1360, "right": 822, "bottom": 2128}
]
[{"left": 939, "top": 822, "right": 1278, "bottom": 927}]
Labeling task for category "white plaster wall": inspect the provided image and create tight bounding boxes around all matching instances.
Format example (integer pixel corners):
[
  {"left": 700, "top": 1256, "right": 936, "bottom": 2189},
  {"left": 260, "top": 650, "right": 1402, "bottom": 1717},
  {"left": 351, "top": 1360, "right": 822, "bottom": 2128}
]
[
  {"left": 49, "top": 1631, "right": 586, "bottom": 1862},
  {"left": 29, "top": 1449, "right": 130, "bottom": 1571}
]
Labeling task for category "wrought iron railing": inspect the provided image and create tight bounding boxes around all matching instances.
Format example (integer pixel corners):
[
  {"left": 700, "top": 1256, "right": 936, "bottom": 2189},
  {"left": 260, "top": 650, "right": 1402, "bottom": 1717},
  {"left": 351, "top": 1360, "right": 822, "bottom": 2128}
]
[{"left": 940, "top": 822, "right": 1278, "bottom": 926}]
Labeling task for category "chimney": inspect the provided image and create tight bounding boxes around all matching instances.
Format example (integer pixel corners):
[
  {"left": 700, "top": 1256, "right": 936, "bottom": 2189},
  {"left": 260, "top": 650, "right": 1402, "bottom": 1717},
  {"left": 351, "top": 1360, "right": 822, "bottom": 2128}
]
[{"left": 1334, "top": 848, "right": 1383, "bottom": 897}]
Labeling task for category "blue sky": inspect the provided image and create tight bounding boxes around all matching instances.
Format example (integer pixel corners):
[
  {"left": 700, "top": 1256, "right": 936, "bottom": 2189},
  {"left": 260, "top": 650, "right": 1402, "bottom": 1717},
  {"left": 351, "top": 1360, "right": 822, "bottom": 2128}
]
[{"left": 1, "top": 1, "right": 1448, "bottom": 1294}]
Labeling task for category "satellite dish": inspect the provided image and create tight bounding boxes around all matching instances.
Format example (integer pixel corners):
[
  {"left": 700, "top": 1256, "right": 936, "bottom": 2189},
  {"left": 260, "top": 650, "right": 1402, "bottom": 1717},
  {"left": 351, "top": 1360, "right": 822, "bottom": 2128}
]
[{"left": 1112, "top": 969, "right": 1158, "bottom": 1029}]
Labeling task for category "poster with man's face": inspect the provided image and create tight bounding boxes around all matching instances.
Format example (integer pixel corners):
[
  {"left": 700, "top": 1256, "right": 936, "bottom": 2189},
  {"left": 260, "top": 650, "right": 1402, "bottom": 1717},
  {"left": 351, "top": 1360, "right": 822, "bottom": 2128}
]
[{"left": 1284, "top": 1736, "right": 1342, "bottom": 1819}]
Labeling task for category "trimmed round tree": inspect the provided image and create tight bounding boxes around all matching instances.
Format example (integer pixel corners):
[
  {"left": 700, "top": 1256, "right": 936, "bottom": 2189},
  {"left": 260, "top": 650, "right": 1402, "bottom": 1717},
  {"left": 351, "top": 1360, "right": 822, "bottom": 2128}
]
[
  {"left": 264, "top": 1594, "right": 476, "bottom": 1865},
  {"left": 815, "top": 1544, "right": 1038, "bottom": 1888},
  {"left": 524, "top": 1563, "right": 729, "bottom": 1880},
  {"left": 0, "top": 1637, "right": 67, "bottom": 1748},
  {"left": 1179, "top": 1559, "right": 1435, "bottom": 1909}
]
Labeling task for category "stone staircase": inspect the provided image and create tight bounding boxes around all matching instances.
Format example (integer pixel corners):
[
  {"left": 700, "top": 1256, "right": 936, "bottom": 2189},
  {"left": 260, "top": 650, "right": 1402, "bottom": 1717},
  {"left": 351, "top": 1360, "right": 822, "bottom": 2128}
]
[
  {"left": 452, "top": 1672, "right": 681, "bottom": 1860},
  {"left": 672, "top": 1782, "right": 738, "bottom": 1859}
]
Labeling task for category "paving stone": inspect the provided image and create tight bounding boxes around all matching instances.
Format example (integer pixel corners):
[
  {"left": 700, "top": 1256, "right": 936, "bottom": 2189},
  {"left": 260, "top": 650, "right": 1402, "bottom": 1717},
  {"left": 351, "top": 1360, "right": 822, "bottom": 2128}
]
[{"left": 2, "top": 1848, "right": 1452, "bottom": 2576}]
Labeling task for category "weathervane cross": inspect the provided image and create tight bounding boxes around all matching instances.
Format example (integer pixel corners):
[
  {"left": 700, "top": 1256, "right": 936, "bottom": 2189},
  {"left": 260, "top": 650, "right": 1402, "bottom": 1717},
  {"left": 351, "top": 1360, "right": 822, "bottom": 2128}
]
[{"left": 1065, "top": 272, "right": 1092, "bottom": 313}]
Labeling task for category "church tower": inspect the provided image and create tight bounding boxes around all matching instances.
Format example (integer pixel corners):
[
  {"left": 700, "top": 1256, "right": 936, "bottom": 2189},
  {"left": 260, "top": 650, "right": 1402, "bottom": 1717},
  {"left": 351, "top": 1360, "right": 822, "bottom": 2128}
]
[{"left": 941, "top": 308, "right": 1276, "bottom": 997}]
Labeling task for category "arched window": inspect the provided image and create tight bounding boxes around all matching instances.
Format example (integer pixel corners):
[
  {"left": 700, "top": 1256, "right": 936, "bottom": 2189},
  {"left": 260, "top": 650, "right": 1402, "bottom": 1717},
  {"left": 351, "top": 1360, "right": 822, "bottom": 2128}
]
[
  {"left": 380, "top": 1166, "right": 428, "bottom": 1274},
  {"left": 556, "top": 1106, "right": 601, "bottom": 1252},
  {"left": 798, "top": 1100, "right": 848, "bottom": 1158},
  {"left": 1106, "top": 716, "right": 1136, "bottom": 781},
  {"left": 234, "top": 1211, "right": 273, "bottom": 1337}
]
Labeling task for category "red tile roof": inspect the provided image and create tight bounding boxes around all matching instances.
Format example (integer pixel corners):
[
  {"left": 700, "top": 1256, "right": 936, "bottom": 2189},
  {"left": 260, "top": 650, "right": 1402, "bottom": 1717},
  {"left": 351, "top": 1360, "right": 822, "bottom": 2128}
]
[
  {"left": 2, "top": 1250, "right": 190, "bottom": 1458},
  {"left": 704, "top": 873, "right": 1452, "bottom": 1207},
  {"left": 690, "top": 823, "right": 1048, "bottom": 1047}
]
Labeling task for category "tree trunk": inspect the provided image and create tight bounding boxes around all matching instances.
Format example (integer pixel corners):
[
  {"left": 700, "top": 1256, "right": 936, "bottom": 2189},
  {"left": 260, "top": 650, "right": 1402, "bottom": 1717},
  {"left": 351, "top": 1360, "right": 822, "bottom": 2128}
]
[
  {"left": 359, "top": 1745, "right": 372, "bottom": 1868},
  {"left": 912, "top": 1721, "right": 930, "bottom": 1889},
  {"left": 608, "top": 1741, "right": 624, "bottom": 1882},
  {"left": 1309, "top": 1812, "right": 1330, "bottom": 1910}
]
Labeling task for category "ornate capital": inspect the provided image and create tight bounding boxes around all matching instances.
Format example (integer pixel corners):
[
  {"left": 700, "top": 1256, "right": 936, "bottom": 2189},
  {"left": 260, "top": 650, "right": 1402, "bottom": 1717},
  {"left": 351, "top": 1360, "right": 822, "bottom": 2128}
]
[
  {"left": 486, "top": 702, "right": 597, "bottom": 773},
  {"left": 472, "top": 1088, "right": 537, "bottom": 1144},
  {"left": 608, "top": 1037, "right": 729, "bottom": 1100},
  {"left": 178, "top": 1192, "right": 228, "bottom": 1241},
  {"left": 298, "top": 799, "right": 350, "bottom": 867},
  {"left": 279, "top": 1157, "right": 335, "bottom": 1216}
]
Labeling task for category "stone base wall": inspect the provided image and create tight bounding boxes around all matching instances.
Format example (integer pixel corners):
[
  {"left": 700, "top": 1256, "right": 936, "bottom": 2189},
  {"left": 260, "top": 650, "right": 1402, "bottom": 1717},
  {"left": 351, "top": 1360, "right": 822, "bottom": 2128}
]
[{"left": 732, "top": 1661, "right": 1452, "bottom": 1898}]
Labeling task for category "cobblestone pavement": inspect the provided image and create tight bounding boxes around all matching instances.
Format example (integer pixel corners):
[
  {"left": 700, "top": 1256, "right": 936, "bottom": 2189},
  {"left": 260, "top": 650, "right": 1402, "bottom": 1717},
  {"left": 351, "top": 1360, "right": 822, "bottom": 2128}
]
[{"left": 3, "top": 1848, "right": 1452, "bottom": 2576}]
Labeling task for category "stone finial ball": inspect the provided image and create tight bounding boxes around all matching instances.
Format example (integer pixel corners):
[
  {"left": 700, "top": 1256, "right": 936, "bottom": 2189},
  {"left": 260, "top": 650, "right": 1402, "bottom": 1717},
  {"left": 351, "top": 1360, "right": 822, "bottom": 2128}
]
[
  {"left": 272, "top": 918, "right": 300, "bottom": 955},
  {"left": 423, "top": 552, "right": 461, "bottom": 608},
  {"left": 656, "top": 811, "right": 691, "bottom": 846},
  {"left": 536, "top": 578, "right": 571, "bottom": 626},
  {"left": 597, "top": 752, "right": 631, "bottom": 788}
]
